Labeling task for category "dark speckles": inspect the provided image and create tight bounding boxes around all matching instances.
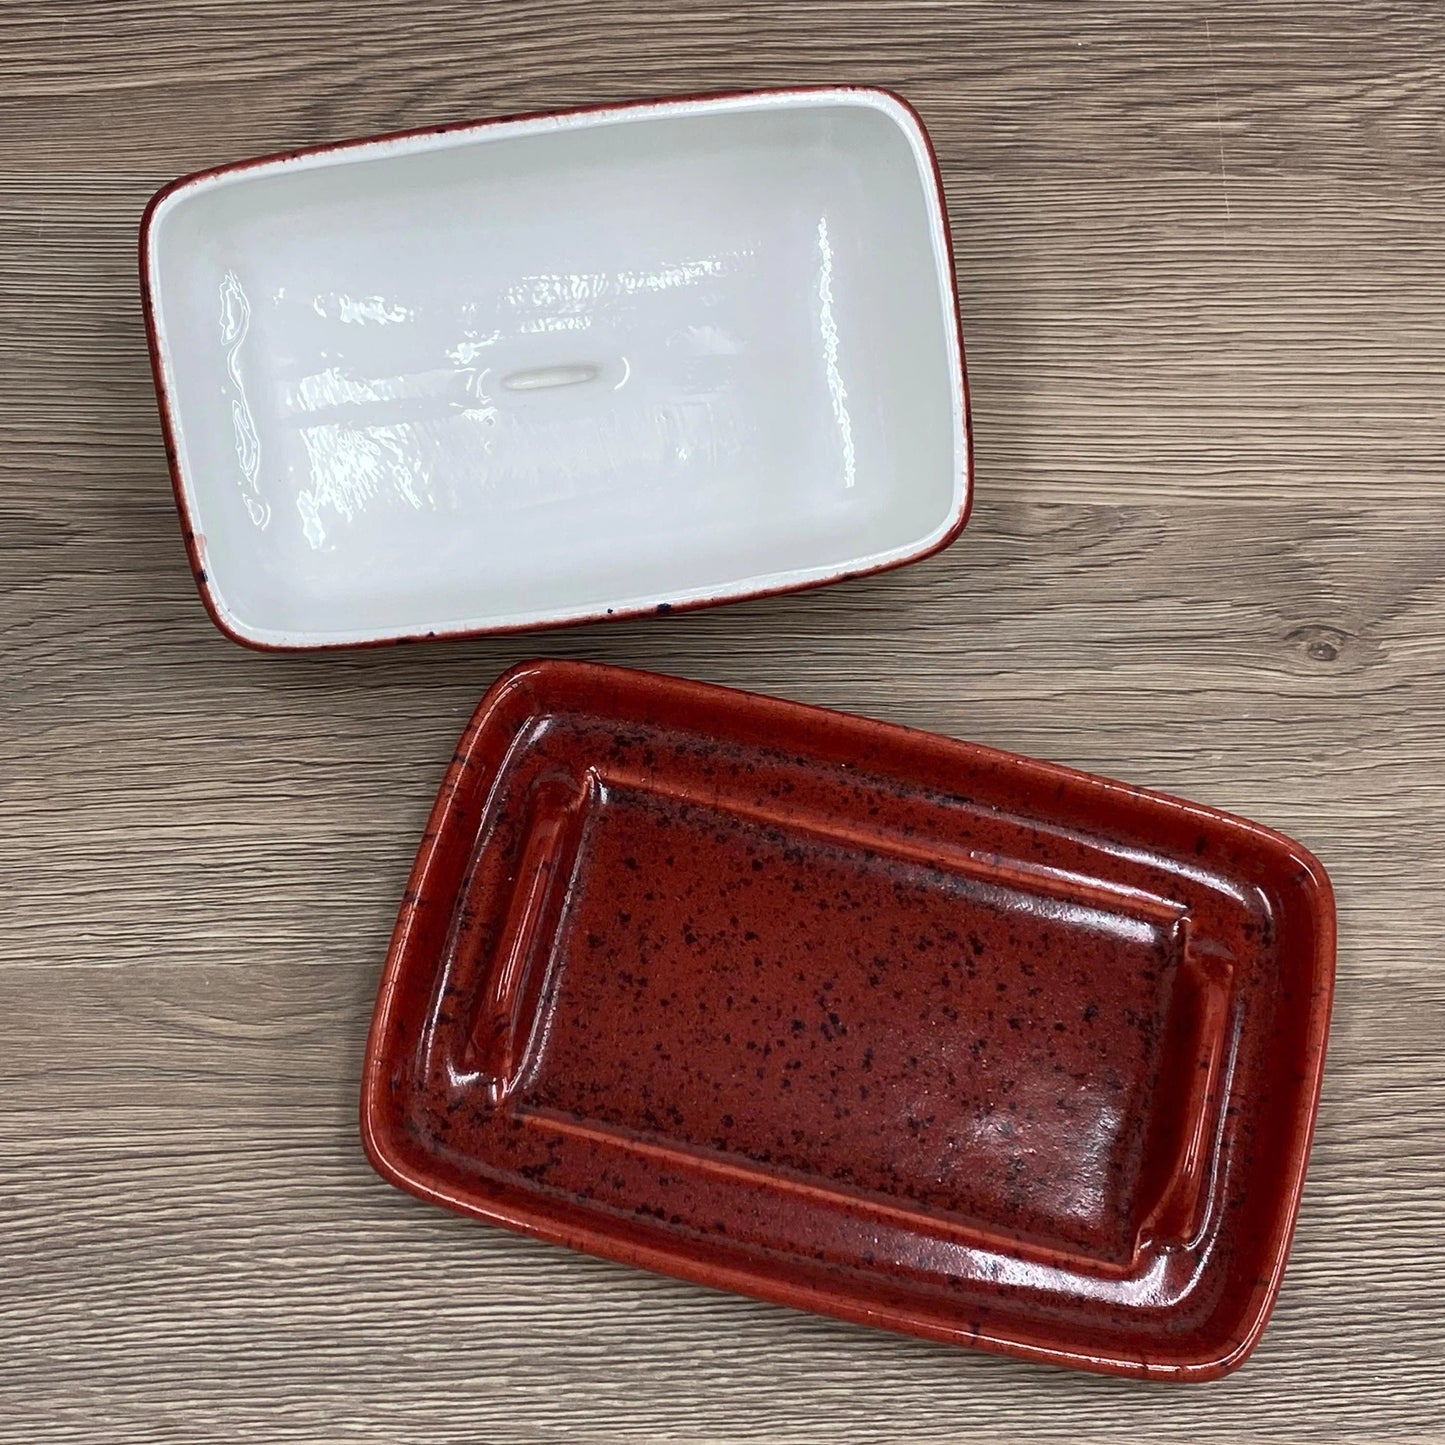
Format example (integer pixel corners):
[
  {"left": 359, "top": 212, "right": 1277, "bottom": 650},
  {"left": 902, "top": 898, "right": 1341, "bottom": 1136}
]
[{"left": 655, "top": 602, "right": 673, "bottom": 614}]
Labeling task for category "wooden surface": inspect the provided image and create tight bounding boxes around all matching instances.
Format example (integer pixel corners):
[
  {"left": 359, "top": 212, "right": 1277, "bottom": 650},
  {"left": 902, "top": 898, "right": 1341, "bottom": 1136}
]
[{"left": 3, "top": 1, "right": 1443, "bottom": 1439}]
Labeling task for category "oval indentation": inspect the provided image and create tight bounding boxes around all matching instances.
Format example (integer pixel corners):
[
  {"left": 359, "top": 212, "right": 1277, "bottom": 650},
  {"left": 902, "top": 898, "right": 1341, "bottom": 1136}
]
[{"left": 501, "top": 363, "right": 601, "bottom": 393}]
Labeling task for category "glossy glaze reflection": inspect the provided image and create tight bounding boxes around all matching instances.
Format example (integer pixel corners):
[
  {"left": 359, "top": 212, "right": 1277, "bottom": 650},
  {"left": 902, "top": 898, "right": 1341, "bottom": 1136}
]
[
  {"left": 362, "top": 661, "right": 1336, "bottom": 1381},
  {"left": 143, "top": 89, "right": 969, "bottom": 647}
]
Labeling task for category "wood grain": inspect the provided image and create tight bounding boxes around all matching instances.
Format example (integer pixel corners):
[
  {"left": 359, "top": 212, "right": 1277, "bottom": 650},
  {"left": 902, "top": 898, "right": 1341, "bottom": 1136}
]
[{"left": 2, "top": 1, "right": 1443, "bottom": 1439}]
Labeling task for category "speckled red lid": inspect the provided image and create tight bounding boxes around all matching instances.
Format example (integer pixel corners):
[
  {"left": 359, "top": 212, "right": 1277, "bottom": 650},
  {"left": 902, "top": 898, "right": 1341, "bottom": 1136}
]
[{"left": 361, "top": 660, "right": 1335, "bottom": 1380}]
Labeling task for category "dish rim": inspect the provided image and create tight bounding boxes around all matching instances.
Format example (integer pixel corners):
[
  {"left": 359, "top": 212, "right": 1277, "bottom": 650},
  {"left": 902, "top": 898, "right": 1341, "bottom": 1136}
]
[{"left": 139, "top": 86, "right": 974, "bottom": 651}]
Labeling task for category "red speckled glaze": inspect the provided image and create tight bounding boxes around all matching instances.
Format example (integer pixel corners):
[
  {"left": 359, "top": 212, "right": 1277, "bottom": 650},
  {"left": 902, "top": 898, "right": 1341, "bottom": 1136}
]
[{"left": 362, "top": 661, "right": 1335, "bottom": 1380}]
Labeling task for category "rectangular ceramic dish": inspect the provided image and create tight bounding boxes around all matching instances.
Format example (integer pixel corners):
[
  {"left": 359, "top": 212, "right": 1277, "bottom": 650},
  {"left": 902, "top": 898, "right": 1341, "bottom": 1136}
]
[
  {"left": 362, "top": 661, "right": 1335, "bottom": 1381},
  {"left": 141, "top": 88, "right": 970, "bottom": 649}
]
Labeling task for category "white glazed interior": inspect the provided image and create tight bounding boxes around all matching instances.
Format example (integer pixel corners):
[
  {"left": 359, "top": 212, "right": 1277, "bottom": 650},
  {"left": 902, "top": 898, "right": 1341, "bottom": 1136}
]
[{"left": 147, "top": 90, "right": 967, "bottom": 646}]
